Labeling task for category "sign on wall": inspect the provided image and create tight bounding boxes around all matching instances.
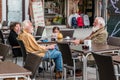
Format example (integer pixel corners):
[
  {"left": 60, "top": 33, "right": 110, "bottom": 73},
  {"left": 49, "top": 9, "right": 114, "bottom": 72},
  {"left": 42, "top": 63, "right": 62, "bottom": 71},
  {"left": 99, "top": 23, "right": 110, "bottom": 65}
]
[{"left": 32, "top": 1, "right": 45, "bottom": 27}]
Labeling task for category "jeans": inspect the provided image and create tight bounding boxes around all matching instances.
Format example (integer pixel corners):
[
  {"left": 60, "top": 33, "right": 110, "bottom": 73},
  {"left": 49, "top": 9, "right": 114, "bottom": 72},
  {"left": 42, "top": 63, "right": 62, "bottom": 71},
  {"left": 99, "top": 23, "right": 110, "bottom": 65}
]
[{"left": 43, "top": 45, "right": 63, "bottom": 71}]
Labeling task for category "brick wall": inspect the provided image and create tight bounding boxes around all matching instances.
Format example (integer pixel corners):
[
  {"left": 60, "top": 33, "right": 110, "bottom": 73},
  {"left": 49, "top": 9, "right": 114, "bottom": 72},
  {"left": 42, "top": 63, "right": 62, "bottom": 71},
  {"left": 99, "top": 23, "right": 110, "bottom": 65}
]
[{"left": 0, "top": 0, "right": 2, "bottom": 21}]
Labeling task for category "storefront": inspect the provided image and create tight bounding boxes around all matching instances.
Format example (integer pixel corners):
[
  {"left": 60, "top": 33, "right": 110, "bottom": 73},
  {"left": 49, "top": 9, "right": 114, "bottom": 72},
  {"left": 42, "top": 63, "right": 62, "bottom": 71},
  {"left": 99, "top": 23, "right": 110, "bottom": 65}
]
[
  {"left": 67, "top": 0, "right": 94, "bottom": 27},
  {"left": 29, "top": 0, "right": 67, "bottom": 28},
  {"left": 0, "top": 0, "right": 109, "bottom": 29}
]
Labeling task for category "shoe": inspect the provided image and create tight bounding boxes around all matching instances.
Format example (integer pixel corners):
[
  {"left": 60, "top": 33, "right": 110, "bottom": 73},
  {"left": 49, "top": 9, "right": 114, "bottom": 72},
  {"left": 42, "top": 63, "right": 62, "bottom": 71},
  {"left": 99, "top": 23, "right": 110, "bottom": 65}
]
[
  {"left": 55, "top": 71, "right": 62, "bottom": 79},
  {"left": 75, "top": 69, "right": 82, "bottom": 77}
]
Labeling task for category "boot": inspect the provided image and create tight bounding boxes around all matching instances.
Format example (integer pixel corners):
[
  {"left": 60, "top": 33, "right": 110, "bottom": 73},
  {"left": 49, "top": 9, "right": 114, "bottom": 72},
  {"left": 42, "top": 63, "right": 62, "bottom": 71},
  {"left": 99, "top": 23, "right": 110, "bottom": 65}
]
[{"left": 55, "top": 71, "right": 62, "bottom": 79}]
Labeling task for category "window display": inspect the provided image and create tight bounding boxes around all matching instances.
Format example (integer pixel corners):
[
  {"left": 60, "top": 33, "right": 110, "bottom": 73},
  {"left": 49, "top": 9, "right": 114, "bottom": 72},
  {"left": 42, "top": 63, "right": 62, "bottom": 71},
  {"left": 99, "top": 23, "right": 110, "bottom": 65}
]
[{"left": 44, "top": 0, "right": 66, "bottom": 25}]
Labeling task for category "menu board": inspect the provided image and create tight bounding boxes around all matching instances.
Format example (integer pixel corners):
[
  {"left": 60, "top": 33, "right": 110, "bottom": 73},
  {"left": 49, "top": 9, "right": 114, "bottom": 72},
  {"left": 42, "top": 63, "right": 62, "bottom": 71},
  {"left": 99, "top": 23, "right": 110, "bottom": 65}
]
[{"left": 32, "top": 1, "right": 45, "bottom": 27}]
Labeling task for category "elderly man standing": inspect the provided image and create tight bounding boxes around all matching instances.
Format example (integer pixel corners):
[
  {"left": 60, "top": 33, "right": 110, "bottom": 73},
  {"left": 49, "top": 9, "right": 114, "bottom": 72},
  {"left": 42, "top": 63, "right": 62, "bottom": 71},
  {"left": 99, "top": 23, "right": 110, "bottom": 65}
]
[
  {"left": 72, "top": 17, "right": 108, "bottom": 44},
  {"left": 18, "top": 20, "right": 63, "bottom": 79}
]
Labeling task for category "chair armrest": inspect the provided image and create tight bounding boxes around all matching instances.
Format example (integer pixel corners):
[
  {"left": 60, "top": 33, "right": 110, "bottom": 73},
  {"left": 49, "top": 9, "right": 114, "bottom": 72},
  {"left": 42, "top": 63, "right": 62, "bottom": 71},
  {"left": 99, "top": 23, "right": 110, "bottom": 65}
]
[
  {"left": 12, "top": 46, "right": 21, "bottom": 49},
  {"left": 34, "top": 36, "right": 42, "bottom": 38},
  {"left": 115, "top": 74, "right": 120, "bottom": 76}
]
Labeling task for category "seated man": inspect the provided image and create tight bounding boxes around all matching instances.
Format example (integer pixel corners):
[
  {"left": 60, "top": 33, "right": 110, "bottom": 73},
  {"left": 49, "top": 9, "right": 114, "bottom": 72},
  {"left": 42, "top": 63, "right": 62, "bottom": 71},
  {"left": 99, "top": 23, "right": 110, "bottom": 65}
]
[
  {"left": 72, "top": 17, "right": 108, "bottom": 71},
  {"left": 8, "top": 22, "right": 22, "bottom": 57},
  {"left": 72, "top": 17, "right": 108, "bottom": 44},
  {"left": 18, "top": 20, "right": 63, "bottom": 79}
]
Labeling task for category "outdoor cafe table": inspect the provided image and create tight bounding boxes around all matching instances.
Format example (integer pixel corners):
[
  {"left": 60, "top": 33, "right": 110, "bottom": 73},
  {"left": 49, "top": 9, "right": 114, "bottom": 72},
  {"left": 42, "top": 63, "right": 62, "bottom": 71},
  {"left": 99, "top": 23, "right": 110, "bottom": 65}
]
[
  {"left": 37, "top": 38, "right": 72, "bottom": 44},
  {"left": 70, "top": 43, "right": 120, "bottom": 80},
  {"left": 112, "top": 56, "right": 120, "bottom": 63},
  {"left": 0, "top": 61, "right": 31, "bottom": 80}
]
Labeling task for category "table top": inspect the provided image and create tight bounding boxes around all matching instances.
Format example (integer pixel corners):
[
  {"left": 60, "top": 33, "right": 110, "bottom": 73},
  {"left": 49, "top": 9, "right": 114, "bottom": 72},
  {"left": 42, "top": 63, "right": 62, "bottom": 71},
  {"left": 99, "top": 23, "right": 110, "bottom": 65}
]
[
  {"left": 112, "top": 56, "right": 120, "bottom": 63},
  {"left": 0, "top": 61, "right": 31, "bottom": 76},
  {"left": 37, "top": 38, "right": 72, "bottom": 44},
  {"left": 71, "top": 43, "right": 120, "bottom": 55}
]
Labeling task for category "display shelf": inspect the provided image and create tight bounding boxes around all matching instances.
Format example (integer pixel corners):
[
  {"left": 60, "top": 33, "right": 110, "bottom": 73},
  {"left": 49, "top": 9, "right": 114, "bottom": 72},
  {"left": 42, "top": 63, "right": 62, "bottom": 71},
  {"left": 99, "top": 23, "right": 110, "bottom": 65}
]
[{"left": 44, "top": 0, "right": 66, "bottom": 25}]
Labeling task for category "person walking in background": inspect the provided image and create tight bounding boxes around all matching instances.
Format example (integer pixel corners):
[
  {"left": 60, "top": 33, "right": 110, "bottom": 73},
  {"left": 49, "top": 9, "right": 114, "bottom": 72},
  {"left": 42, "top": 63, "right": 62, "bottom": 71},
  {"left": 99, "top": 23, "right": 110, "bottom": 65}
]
[
  {"left": 18, "top": 20, "right": 63, "bottom": 79},
  {"left": 72, "top": 17, "right": 108, "bottom": 44}
]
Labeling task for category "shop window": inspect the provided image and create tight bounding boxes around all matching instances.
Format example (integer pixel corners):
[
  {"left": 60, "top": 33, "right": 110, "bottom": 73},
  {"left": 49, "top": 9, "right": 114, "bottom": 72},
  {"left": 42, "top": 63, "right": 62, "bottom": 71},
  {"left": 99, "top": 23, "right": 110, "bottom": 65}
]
[{"left": 44, "top": 0, "right": 66, "bottom": 26}]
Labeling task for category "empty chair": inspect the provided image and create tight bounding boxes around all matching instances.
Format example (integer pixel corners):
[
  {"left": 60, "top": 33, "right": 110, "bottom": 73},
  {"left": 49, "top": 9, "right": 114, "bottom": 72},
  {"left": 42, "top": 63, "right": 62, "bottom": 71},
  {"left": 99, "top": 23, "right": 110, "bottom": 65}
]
[
  {"left": 92, "top": 52, "right": 120, "bottom": 80},
  {"left": 24, "top": 53, "right": 42, "bottom": 79},
  {"left": 104, "top": 36, "right": 120, "bottom": 56},
  {"left": 34, "top": 26, "right": 45, "bottom": 40},
  {"left": 107, "top": 36, "right": 120, "bottom": 46},
  {"left": 60, "top": 29, "right": 74, "bottom": 38},
  {"left": 2, "top": 21, "right": 8, "bottom": 26},
  {"left": 57, "top": 42, "right": 81, "bottom": 80},
  {"left": 0, "top": 43, "right": 10, "bottom": 61}
]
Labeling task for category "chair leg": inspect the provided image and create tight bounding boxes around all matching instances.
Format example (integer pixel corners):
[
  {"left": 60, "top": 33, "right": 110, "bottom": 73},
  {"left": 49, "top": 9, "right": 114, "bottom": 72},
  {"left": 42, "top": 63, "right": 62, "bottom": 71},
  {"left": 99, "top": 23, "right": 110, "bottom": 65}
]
[
  {"left": 114, "top": 64, "right": 120, "bottom": 80},
  {"left": 47, "top": 51, "right": 52, "bottom": 80},
  {"left": 49, "top": 59, "right": 52, "bottom": 80},
  {"left": 11, "top": 57, "right": 17, "bottom": 64},
  {"left": 70, "top": 70, "right": 73, "bottom": 76},
  {"left": 96, "top": 65, "right": 99, "bottom": 80},
  {"left": 16, "top": 57, "right": 18, "bottom": 64},
  {"left": 42, "top": 61, "right": 45, "bottom": 78},
  {"left": 63, "top": 68, "right": 67, "bottom": 80},
  {"left": 42, "top": 59, "right": 53, "bottom": 79},
  {"left": 73, "top": 59, "right": 76, "bottom": 80}
]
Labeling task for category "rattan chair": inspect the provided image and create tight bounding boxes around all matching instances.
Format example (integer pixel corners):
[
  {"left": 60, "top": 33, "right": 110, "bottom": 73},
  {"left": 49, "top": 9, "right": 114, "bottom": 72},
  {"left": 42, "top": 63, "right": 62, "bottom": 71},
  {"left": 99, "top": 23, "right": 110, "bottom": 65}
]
[
  {"left": 92, "top": 52, "right": 120, "bottom": 80},
  {"left": 57, "top": 42, "right": 82, "bottom": 80},
  {"left": 24, "top": 53, "right": 42, "bottom": 79},
  {"left": 0, "top": 43, "right": 10, "bottom": 61},
  {"left": 60, "top": 29, "right": 74, "bottom": 38},
  {"left": 34, "top": 26, "right": 45, "bottom": 40},
  {"left": 17, "top": 40, "right": 27, "bottom": 65},
  {"left": 106, "top": 36, "right": 120, "bottom": 56}
]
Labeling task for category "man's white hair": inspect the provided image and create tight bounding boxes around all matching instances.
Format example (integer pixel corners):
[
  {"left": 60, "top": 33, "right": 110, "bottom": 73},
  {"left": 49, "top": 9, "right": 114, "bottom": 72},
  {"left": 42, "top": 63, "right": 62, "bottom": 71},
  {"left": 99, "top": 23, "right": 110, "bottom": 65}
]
[
  {"left": 22, "top": 20, "right": 31, "bottom": 29},
  {"left": 96, "top": 17, "right": 105, "bottom": 27}
]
